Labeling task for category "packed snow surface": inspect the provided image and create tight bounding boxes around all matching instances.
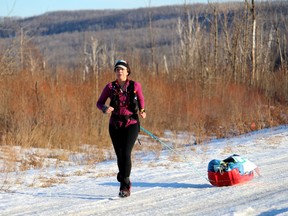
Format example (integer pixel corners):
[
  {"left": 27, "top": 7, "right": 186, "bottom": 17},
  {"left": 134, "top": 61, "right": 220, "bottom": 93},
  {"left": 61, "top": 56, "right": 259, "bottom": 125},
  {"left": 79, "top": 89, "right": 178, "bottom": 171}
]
[{"left": 1, "top": 126, "right": 288, "bottom": 216}]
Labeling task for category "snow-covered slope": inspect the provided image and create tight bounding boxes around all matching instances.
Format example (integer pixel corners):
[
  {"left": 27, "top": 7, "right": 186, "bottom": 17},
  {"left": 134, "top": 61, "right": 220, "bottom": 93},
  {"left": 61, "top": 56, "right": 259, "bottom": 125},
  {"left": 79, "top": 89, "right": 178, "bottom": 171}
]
[{"left": 1, "top": 126, "right": 288, "bottom": 216}]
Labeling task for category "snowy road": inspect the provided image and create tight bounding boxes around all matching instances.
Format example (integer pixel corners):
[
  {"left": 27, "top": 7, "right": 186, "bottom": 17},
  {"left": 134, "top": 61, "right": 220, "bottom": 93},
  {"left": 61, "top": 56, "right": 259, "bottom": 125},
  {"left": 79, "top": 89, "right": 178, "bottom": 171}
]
[{"left": 1, "top": 126, "right": 288, "bottom": 216}]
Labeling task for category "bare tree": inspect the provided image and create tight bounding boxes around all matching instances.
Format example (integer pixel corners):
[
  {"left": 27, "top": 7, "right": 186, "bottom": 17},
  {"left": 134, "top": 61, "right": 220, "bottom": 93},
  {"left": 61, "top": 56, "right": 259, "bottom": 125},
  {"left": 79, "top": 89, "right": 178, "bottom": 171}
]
[
  {"left": 177, "top": 6, "right": 196, "bottom": 78},
  {"left": 245, "top": 0, "right": 257, "bottom": 85},
  {"left": 147, "top": 1, "right": 157, "bottom": 75},
  {"left": 212, "top": 5, "right": 219, "bottom": 74}
]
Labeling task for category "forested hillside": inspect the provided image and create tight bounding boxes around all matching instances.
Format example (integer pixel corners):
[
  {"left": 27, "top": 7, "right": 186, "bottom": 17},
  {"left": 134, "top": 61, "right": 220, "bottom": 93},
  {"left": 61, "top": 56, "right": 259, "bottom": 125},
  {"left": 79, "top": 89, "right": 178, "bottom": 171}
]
[
  {"left": 0, "top": 2, "right": 286, "bottom": 70},
  {"left": 0, "top": 5, "right": 191, "bottom": 68}
]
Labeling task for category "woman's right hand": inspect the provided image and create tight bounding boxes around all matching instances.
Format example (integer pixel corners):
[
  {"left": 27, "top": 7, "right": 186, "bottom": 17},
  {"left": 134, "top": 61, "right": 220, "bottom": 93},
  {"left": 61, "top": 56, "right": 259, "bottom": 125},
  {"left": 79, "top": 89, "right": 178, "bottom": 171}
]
[{"left": 105, "top": 106, "right": 114, "bottom": 114}]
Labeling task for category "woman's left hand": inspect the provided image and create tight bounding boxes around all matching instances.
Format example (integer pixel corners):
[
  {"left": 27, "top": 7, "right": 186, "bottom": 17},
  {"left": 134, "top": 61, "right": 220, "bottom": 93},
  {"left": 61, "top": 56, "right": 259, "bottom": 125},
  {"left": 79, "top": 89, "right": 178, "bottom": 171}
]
[{"left": 140, "top": 112, "right": 146, "bottom": 119}]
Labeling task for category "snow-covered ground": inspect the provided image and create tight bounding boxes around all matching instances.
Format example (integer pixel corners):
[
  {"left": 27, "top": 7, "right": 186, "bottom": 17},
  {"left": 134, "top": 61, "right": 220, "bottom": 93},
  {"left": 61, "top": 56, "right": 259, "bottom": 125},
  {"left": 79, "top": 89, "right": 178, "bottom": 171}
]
[{"left": 1, "top": 126, "right": 288, "bottom": 216}]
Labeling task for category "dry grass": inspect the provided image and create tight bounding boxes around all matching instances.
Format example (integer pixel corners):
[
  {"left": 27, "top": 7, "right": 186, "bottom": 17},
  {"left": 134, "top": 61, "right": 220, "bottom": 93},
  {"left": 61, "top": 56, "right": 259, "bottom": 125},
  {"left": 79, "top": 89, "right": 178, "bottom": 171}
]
[
  {"left": 0, "top": 67, "right": 287, "bottom": 167},
  {"left": 142, "top": 75, "right": 286, "bottom": 141}
]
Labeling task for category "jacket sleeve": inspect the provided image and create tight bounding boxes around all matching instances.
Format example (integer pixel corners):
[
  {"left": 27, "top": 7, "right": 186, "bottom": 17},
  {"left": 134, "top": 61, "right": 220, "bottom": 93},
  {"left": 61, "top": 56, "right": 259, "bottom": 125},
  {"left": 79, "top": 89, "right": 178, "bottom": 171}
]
[
  {"left": 135, "top": 82, "right": 145, "bottom": 110},
  {"left": 96, "top": 83, "right": 111, "bottom": 111}
]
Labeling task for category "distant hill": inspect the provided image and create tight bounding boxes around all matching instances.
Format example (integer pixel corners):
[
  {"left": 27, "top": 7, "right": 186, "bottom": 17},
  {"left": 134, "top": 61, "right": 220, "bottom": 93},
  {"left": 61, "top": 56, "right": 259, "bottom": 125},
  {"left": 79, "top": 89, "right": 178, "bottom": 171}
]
[
  {"left": 0, "top": 2, "right": 287, "bottom": 69},
  {"left": 0, "top": 6, "right": 188, "bottom": 38},
  {"left": 0, "top": 5, "right": 194, "bottom": 68}
]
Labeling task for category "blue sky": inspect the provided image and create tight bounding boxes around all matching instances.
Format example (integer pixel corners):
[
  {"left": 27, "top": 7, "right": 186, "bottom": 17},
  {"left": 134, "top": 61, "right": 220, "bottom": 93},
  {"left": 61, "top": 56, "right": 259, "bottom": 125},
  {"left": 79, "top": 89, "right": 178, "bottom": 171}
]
[{"left": 1, "top": 0, "right": 211, "bottom": 18}]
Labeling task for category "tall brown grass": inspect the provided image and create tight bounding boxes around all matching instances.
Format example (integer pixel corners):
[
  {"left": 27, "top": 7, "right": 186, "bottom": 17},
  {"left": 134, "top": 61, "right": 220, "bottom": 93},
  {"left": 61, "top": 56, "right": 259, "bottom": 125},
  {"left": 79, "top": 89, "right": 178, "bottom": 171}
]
[
  {"left": 142, "top": 72, "right": 287, "bottom": 139},
  {"left": 1, "top": 67, "right": 287, "bottom": 149},
  {"left": 0, "top": 69, "right": 110, "bottom": 149}
]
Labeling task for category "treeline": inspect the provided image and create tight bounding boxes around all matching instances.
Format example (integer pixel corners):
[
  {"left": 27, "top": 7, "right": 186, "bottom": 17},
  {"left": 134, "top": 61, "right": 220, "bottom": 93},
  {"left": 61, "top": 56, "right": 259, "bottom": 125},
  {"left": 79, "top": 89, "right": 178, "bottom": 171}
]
[{"left": 0, "top": 2, "right": 286, "bottom": 69}]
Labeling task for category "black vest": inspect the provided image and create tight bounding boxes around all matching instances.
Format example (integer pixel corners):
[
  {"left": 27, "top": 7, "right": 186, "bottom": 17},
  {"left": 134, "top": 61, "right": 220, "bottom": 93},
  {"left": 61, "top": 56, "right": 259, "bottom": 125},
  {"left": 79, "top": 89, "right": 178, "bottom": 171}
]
[{"left": 109, "top": 80, "right": 139, "bottom": 114}]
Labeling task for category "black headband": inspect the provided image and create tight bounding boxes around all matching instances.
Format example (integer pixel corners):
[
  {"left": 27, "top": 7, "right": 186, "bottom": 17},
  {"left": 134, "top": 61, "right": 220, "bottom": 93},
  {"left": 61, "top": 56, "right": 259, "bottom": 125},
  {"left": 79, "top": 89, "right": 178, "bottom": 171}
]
[
  {"left": 114, "top": 61, "right": 128, "bottom": 69},
  {"left": 114, "top": 60, "right": 131, "bottom": 75}
]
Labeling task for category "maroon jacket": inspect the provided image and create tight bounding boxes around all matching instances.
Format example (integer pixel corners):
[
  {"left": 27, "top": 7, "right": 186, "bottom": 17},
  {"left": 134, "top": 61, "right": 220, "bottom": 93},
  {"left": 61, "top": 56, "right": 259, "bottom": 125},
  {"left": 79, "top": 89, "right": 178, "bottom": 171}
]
[{"left": 97, "top": 80, "right": 145, "bottom": 127}]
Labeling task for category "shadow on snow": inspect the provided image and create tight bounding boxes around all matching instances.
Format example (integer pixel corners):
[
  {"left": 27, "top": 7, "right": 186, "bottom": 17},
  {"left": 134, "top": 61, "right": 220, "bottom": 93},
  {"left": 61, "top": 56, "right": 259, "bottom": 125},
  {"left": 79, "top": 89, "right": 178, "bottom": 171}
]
[{"left": 101, "top": 181, "right": 211, "bottom": 189}]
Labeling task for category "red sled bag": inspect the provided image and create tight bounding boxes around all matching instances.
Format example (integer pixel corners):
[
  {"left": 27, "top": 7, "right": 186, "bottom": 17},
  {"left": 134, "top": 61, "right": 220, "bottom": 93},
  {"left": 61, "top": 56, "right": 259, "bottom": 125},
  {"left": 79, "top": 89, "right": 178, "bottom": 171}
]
[{"left": 207, "top": 154, "right": 257, "bottom": 187}]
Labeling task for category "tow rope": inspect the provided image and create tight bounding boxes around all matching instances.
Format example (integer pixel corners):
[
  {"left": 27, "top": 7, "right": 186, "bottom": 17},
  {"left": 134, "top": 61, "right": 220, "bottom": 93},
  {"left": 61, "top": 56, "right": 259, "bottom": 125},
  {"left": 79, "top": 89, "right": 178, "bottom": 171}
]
[{"left": 140, "top": 126, "right": 210, "bottom": 183}]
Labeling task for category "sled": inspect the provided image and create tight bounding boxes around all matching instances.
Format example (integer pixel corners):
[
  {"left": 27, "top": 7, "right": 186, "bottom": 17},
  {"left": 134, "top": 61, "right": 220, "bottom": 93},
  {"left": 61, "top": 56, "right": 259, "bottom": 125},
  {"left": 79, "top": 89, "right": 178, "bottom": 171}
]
[
  {"left": 208, "top": 168, "right": 254, "bottom": 187},
  {"left": 207, "top": 154, "right": 257, "bottom": 187}
]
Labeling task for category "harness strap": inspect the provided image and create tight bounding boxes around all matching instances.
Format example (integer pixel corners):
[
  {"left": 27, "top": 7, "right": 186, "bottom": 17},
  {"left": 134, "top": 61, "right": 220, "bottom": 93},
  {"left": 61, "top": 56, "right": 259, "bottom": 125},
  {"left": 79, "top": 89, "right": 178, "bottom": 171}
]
[
  {"left": 111, "top": 113, "right": 140, "bottom": 131},
  {"left": 111, "top": 114, "right": 138, "bottom": 121}
]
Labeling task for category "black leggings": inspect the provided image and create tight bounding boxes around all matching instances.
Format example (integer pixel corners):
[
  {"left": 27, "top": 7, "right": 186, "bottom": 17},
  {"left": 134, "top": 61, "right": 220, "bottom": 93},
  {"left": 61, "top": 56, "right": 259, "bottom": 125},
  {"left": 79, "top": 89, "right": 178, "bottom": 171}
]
[{"left": 109, "top": 123, "right": 139, "bottom": 178}]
